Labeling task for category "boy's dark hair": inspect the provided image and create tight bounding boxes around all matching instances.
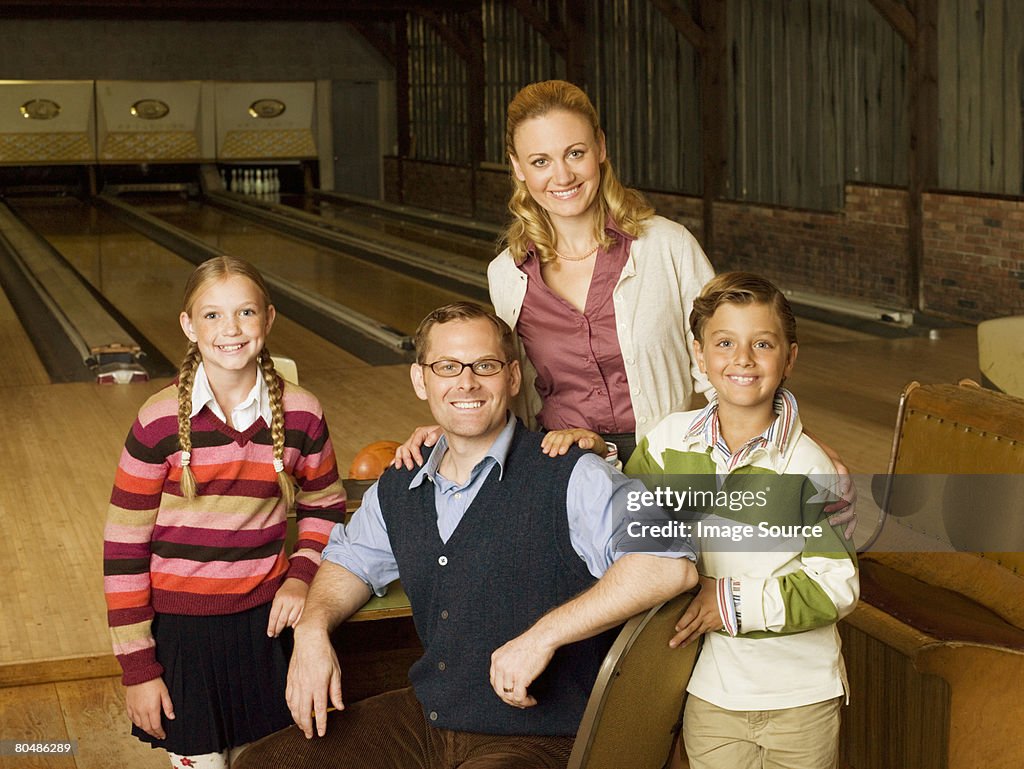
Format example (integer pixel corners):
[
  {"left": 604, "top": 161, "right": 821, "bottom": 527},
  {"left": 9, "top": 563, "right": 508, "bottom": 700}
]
[{"left": 690, "top": 272, "right": 798, "bottom": 346}]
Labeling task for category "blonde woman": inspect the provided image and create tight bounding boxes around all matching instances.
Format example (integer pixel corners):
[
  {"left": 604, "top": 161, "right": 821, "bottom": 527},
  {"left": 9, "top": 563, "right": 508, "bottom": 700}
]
[
  {"left": 491, "top": 79, "right": 716, "bottom": 462},
  {"left": 398, "top": 79, "right": 713, "bottom": 466}
]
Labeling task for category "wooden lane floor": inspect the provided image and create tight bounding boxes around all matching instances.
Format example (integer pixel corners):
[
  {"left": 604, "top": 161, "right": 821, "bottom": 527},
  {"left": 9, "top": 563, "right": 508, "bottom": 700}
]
[
  {"left": 0, "top": 380, "right": 157, "bottom": 681},
  {"left": 0, "top": 362, "right": 432, "bottom": 687},
  {"left": 0, "top": 283, "right": 49, "bottom": 388},
  {"left": 0, "top": 676, "right": 168, "bottom": 769},
  {"left": 309, "top": 197, "right": 500, "bottom": 264},
  {"left": 129, "top": 195, "right": 483, "bottom": 335},
  {"left": 790, "top": 326, "right": 980, "bottom": 473},
  {"left": 9, "top": 199, "right": 365, "bottom": 375}
]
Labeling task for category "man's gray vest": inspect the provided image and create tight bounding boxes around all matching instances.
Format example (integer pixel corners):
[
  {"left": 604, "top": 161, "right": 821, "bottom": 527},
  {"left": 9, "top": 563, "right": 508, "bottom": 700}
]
[{"left": 377, "top": 421, "right": 616, "bottom": 736}]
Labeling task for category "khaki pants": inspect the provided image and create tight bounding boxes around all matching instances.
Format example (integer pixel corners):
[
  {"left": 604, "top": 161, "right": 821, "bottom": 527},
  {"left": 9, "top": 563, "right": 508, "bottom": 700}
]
[{"left": 683, "top": 694, "right": 841, "bottom": 769}]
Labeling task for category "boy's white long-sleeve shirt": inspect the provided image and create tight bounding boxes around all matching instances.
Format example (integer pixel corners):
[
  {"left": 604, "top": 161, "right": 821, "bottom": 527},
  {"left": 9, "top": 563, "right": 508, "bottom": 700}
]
[{"left": 627, "top": 395, "right": 859, "bottom": 710}]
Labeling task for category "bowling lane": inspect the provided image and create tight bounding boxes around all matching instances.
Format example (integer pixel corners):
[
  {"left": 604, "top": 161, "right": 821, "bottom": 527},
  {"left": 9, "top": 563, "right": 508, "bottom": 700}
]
[
  {"left": 133, "top": 195, "right": 479, "bottom": 334},
  {"left": 290, "top": 195, "right": 499, "bottom": 264},
  {"left": 9, "top": 198, "right": 365, "bottom": 373},
  {"left": 0, "top": 282, "right": 50, "bottom": 387}
]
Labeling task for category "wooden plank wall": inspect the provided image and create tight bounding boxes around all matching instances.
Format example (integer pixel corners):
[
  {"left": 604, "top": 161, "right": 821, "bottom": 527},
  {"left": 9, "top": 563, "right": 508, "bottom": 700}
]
[
  {"left": 407, "top": 0, "right": 705, "bottom": 192},
  {"left": 939, "top": 0, "right": 1024, "bottom": 195},
  {"left": 407, "top": 12, "right": 470, "bottom": 163},
  {"left": 411, "top": 2, "right": 565, "bottom": 166},
  {"left": 482, "top": 2, "right": 564, "bottom": 164},
  {"left": 589, "top": 0, "right": 703, "bottom": 195},
  {"left": 728, "top": 0, "right": 908, "bottom": 210},
  {"left": 404, "top": 0, "right": 1023, "bottom": 203}
]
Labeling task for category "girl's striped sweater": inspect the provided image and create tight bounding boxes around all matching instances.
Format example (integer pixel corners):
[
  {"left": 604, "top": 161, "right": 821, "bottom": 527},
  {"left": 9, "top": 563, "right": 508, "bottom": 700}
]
[{"left": 103, "top": 380, "right": 346, "bottom": 685}]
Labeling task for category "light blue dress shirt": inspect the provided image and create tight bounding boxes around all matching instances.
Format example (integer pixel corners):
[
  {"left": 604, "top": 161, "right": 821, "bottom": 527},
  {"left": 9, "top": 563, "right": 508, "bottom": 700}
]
[{"left": 323, "top": 415, "right": 694, "bottom": 596}]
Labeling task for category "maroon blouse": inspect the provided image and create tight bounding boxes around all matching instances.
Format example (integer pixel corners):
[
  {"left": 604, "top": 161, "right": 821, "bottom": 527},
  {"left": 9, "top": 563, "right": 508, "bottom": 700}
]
[{"left": 515, "top": 221, "right": 636, "bottom": 433}]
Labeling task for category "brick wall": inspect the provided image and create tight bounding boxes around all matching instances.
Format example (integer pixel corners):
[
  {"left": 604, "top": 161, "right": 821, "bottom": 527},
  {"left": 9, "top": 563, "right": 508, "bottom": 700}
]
[
  {"left": 923, "top": 192, "right": 1024, "bottom": 321},
  {"left": 644, "top": 191, "right": 704, "bottom": 244},
  {"left": 382, "top": 157, "right": 401, "bottom": 204},
  {"left": 382, "top": 160, "right": 1023, "bottom": 323},
  {"left": 475, "top": 166, "right": 512, "bottom": 225},
  {"left": 712, "top": 185, "right": 910, "bottom": 308},
  {"left": 381, "top": 158, "right": 515, "bottom": 226},
  {"left": 407, "top": 160, "right": 474, "bottom": 217},
  {"left": 383, "top": 158, "right": 474, "bottom": 217}
]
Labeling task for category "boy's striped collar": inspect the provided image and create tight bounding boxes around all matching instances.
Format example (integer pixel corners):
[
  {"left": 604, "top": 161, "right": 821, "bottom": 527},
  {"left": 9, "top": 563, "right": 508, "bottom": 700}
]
[{"left": 685, "top": 389, "right": 799, "bottom": 471}]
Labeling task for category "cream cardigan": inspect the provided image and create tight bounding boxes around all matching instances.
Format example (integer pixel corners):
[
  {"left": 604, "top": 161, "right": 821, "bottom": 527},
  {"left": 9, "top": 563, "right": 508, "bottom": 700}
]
[{"left": 488, "top": 215, "right": 714, "bottom": 440}]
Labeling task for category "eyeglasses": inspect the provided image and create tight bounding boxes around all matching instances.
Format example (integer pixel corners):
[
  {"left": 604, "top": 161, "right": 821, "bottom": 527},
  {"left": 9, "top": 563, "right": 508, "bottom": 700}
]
[{"left": 421, "top": 358, "right": 510, "bottom": 377}]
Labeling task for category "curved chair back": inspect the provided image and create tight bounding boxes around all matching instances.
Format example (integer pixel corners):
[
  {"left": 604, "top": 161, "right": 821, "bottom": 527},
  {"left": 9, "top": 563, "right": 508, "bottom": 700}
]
[
  {"left": 272, "top": 355, "right": 298, "bottom": 385},
  {"left": 568, "top": 590, "right": 699, "bottom": 769}
]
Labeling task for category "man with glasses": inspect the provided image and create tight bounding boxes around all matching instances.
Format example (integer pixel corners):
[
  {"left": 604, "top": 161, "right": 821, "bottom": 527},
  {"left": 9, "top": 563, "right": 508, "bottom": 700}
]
[{"left": 259, "top": 302, "right": 696, "bottom": 769}]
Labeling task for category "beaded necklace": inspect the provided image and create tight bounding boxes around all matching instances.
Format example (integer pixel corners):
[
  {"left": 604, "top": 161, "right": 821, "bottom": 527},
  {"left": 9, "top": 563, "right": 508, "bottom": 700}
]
[{"left": 553, "top": 244, "right": 599, "bottom": 262}]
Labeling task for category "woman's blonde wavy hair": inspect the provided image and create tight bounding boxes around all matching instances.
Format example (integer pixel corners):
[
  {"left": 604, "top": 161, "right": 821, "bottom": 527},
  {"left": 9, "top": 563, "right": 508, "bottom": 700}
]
[
  {"left": 503, "top": 80, "right": 654, "bottom": 265},
  {"left": 177, "top": 255, "right": 294, "bottom": 508}
]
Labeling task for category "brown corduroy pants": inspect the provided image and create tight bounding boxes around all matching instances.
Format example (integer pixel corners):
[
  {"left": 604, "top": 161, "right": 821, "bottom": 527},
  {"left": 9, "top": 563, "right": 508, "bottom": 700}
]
[{"left": 235, "top": 687, "right": 575, "bottom": 769}]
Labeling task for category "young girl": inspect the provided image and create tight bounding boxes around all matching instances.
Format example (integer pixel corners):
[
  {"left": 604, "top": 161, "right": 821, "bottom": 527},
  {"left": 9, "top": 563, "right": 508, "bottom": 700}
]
[{"left": 103, "top": 256, "right": 346, "bottom": 768}]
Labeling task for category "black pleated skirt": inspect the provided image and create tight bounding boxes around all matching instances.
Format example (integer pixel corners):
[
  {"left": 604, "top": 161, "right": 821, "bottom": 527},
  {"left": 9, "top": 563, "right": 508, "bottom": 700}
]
[{"left": 134, "top": 602, "right": 293, "bottom": 756}]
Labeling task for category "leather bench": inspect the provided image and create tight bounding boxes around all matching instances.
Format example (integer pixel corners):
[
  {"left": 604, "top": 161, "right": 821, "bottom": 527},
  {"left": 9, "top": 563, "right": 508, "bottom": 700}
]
[{"left": 840, "top": 381, "right": 1024, "bottom": 769}]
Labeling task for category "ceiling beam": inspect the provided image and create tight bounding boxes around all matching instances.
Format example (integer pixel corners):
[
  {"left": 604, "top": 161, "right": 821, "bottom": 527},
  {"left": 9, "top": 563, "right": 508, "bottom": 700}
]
[
  {"left": 649, "top": 0, "right": 706, "bottom": 51},
  {"left": 509, "top": 0, "right": 568, "bottom": 54},
  {"left": 867, "top": 0, "right": 916, "bottom": 46},
  {"left": 0, "top": 0, "right": 475, "bottom": 21},
  {"left": 562, "top": 0, "right": 586, "bottom": 85},
  {"left": 395, "top": 15, "right": 411, "bottom": 162},
  {"left": 347, "top": 21, "right": 397, "bottom": 68},
  {"left": 415, "top": 7, "right": 473, "bottom": 63}
]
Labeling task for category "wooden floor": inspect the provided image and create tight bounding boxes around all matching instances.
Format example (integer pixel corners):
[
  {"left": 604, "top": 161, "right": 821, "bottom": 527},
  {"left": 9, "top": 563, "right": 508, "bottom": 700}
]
[
  {"left": 0, "top": 678, "right": 167, "bottom": 769},
  {"left": 0, "top": 363, "right": 432, "bottom": 681},
  {"left": 12, "top": 200, "right": 368, "bottom": 370},
  {"left": 790, "top": 322, "right": 981, "bottom": 472},
  {"left": 0, "top": 311, "right": 979, "bottom": 768},
  {"left": 0, "top": 285, "right": 49, "bottom": 388}
]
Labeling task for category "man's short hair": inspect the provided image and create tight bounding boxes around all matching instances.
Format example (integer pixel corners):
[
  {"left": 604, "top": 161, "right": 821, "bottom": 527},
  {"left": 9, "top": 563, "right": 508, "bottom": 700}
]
[
  {"left": 414, "top": 302, "right": 517, "bottom": 364},
  {"left": 690, "top": 271, "right": 798, "bottom": 347}
]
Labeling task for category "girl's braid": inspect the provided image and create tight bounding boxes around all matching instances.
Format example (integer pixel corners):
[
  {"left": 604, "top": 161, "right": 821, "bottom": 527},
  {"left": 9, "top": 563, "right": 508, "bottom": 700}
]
[
  {"left": 177, "top": 343, "right": 202, "bottom": 500},
  {"left": 259, "top": 349, "right": 295, "bottom": 508}
]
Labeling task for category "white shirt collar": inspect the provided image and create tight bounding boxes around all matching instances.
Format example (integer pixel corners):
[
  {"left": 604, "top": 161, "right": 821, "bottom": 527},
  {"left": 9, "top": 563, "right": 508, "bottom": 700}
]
[
  {"left": 190, "top": 362, "right": 271, "bottom": 432},
  {"left": 685, "top": 388, "right": 800, "bottom": 471}
]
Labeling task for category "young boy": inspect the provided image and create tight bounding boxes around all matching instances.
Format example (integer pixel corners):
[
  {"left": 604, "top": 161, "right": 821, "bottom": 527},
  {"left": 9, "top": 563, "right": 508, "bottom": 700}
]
[{"left": 625, "top": 271, "right": 859, "bottom": 769}]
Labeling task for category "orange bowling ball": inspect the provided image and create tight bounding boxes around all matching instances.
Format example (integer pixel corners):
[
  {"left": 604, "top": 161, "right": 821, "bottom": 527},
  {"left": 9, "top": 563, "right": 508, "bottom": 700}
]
[{"left": 348, "top": 440, "right": 402, "bottom": 480}]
